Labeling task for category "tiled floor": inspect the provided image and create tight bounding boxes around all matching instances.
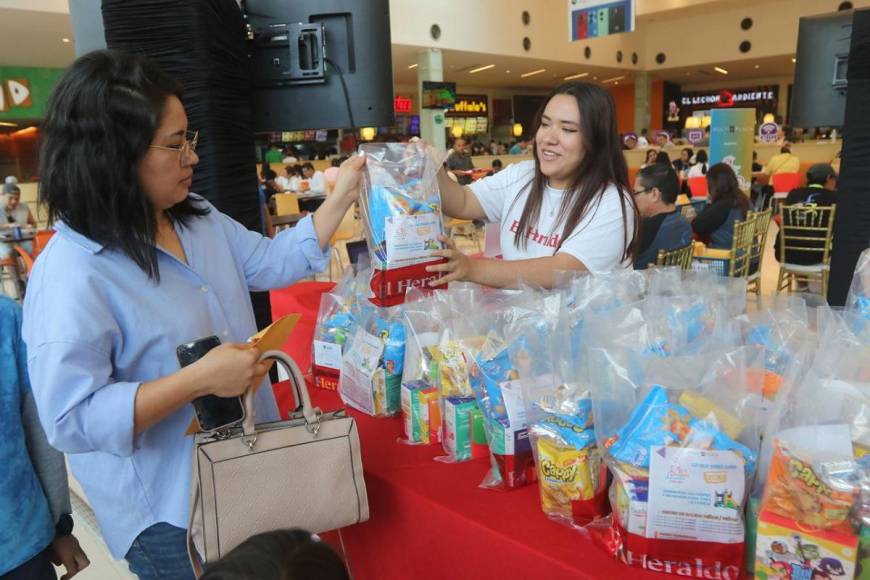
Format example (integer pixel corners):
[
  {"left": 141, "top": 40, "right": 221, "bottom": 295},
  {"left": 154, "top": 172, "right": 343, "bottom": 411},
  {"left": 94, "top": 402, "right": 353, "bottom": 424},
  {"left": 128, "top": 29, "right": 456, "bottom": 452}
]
[{"left": 48, "top": 221, "right": 815, "bottom": 579}]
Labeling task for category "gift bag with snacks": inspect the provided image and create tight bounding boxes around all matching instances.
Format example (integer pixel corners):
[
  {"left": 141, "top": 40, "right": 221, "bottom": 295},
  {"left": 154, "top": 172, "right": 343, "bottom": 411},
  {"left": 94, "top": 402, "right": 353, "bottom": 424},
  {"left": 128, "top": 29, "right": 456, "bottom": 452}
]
[
  {"left": 752, "top": 319, "right": 870, "bottom": 580},
  {"left": 847, "top": 247, "right": 870, "bottom": 322},
  {"left": 339, "top": 306, "right": 406, "bottom": 417},
  {"left": 587, "top": 301, "right": 761, "bottom": 577},
  {"left": 311, "top": 266, "right": 367, "bottom": 390},
  {"left": 359, "top": 142, "right": 447, "bottom": 307}
]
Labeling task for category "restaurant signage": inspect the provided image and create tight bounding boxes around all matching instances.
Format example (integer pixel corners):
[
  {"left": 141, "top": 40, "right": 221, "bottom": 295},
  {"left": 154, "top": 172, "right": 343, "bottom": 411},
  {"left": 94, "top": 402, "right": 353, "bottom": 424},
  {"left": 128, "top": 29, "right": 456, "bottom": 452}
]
[
  {"left": 680, "top": 86, "right": 777, "bottom": 109},
  {"left": 758, "top": 122, "right": 779, "bottom": 143},
  {"left": 393, "top": 95, "right": 413, "bottom": 114},
  {"left": 447, "top": 95, "right": 489, "bottom": 117},
  {"left": 0, "top": 67, "right": 65, "bottom": 120},
  {"left": 686, "top": 128, "right": 705, "bottom": 145}
]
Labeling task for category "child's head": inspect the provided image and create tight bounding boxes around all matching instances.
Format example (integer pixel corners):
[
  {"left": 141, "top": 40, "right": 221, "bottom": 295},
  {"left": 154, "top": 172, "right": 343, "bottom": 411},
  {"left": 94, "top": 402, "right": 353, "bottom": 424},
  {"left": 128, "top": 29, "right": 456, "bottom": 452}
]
[{"left": 201, "top": 529, "right": 350, "bottom": 580}]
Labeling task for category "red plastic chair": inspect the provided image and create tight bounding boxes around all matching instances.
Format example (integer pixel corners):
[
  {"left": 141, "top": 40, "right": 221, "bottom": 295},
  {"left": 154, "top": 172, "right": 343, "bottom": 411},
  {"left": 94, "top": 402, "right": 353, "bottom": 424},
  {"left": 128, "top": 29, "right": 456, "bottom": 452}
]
[
  {"left": 687, "top": 176, "right": 708, "bottom": 198},
  {"left": 772, "top": 172, "right": 801, "bottom": 194}
]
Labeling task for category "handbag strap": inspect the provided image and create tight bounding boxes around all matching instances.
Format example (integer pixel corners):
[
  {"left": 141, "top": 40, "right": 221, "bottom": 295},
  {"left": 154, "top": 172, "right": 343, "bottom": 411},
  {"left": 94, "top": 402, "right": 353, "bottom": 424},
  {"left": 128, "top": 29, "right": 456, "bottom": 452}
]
[{"left": 241, "top": 350, "right": 323, "bottom": 440}]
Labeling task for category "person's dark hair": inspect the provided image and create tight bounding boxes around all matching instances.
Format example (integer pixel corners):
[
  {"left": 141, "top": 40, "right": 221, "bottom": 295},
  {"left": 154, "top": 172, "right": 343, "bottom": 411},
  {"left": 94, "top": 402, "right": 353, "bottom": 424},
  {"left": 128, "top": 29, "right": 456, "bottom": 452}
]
[
  {"left": 263, "top": 169, "right": 277, "bottom": 181},
  {"left": 39, "top": 49, "right": 208, "bottom": 280},
  {"left": 492, "top": 159, "right": 503, "bottom": 169},
  {"left": 638, "top": 164, "right": 680, "bottom": 205},
  {"left": 681, "top": 147, "right": 693, "bottom": 159},
  {"left": 695, "top": 149, "right": 709, "bottom": 174},
  {"left": 301, "top": 162, "right": 314, "bottom": 172},
  {"left": 201, "top": 529, "right": 349, "bottom": 580},
  {"left": 752, "top": 150, "right": 758, "bottom": 161},
  {"left": 655, "top": 151, "right": 671, "bottom": 165},
  {"left": 331, "top": 158, "right": 341, "bottom": 167},
  {"left": 512, "top": 81, "right": 637, "bottom": 261},
  {"left": 706, "top": 163, "right": 750, "bottom": 213},
  {"left": 780, "top": 145, "right": 791, "bottom": 154},
  {"left": 645, "top": 149, "right": 659, "bottom": 165}
]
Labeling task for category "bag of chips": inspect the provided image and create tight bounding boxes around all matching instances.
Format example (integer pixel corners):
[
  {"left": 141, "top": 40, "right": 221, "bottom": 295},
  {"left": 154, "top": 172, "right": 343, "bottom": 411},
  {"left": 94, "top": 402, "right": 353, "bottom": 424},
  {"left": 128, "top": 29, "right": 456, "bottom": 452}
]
[
  {"left": 339, "top": 305, "right": 406, "bottom": 417},
  {"left": 587, "top": 298, "right": 761, "bottom": 577},
  {"left": 359, "top": 142, "right": 447, "bottom": 307}
]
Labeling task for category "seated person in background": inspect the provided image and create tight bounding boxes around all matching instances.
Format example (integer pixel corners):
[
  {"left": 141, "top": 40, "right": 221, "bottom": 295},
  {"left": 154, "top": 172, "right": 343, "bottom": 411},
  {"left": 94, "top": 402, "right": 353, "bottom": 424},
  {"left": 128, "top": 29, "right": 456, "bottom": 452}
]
[
  {"left": 260, "top": 168, "right": 282, "bottom": 204},
  {"left": 2, "top": 185, "right": 38, "bottom": 262},
  {"left": 323, "top": 158, "right": 342, "bottom": 191},
  {"left": 655, "top": 151, "right": 671, "bottom": 166},
  {"left": 672, "top": 147, "right": 694, "bottom": 176},
  {"left": 686, "top": 150, "right": 709, "bottom": 178},
  {"left": 201, "top": 529, "right": 349, "bottom": 580},
  {"left": 688, "top": 163, "right": 750, "bottom": 249},
  {"left": 633, "top": 164, "right": 693, "bottom": 269},
  {"left": 831, "top": 150, "right": 841, "bottom": 176},
  {"left": 622, "top": 133, "right": 638, "bottom": 150},
  {"left": 275, "top": 165, "right": 294, "bottom": 192},
  {"left": 446, "top": 137, "right": 475, "bottom": 185},
  {"left": 471, "top": 140, "right": 487, "bottom": 156},
  {"left": 301, "top": 162, "right": 326, "bottom": 195},
  {"left": 637, "top": 128, "right": 650, "bottom": 149},
  {"left": 655, "top": 131, "right": 673, "bottom": 149},
  {"left": 751, "top": 150, "right": 764, "bottom": 174},
  {"left": 508, "top": 137, "right": 531, "bottom": 155},
  {"left": 765, "top": 145, "right": 800, "bottom": 175},
  {"left": 1, "top": 296, "right": 90, "bottom": 580},
  {"left": 640, "top": 148, "right": 659, "bottom": 169},
  {"left": 489, "top": 158, "right": 503, "bottom": 176},
  {"left": 774, "top": 163, "right": 837, "bottom": 265}
]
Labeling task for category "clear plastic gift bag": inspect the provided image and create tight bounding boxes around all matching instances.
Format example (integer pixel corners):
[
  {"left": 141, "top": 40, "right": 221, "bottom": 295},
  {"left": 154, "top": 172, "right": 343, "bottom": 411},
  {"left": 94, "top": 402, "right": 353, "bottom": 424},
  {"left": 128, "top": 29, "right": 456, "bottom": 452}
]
[
  {"left": 338, "top": 305, "right": 406, "bottom": 417},
  {"left": 586, "top": 302, "right": 761, "bottom": 577},
  {"left": 847, "top": 247, "right": 870, "bottom": 322},
  {"left": 750, "top": 327, "right": 870, "bottom": 580},
  {"left": 359, "top": 142, "right": 447, "bottom": 307},
  {"left": 311, "top": 266, "right": 367, "bottom": 390}
]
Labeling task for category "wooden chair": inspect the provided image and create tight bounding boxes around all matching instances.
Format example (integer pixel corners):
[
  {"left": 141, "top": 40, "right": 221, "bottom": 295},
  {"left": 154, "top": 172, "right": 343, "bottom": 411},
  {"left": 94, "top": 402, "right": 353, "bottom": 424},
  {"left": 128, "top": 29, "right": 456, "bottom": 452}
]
[
  {"left": 329, "top": 207, "right": 360, "bottom": 281},
  {"left": 652, "top": 243, "right": 695, "bottom": 270},
  {"left": 746, "top": 207, "right": 773, "bottom": 295},
  {"left": 776, "top": 204, "right": 837, "bottom": 296},
  {"left": 273, "top": 193, "right": 301, "bottom": 216},
  {"left": 692, "top": 214, "right": 757, "bottom": 279},
  {"left": 446, "top": 218, "right": 481, "bottom": 252},
  {"left": 32, "top": 229, "right": 54, "bottom": 257}
]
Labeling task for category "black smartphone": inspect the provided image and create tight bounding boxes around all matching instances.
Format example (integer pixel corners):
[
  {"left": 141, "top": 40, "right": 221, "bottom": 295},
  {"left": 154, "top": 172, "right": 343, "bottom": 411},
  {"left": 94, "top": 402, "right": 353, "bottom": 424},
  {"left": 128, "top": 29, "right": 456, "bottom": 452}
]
[{"left": 176, "top": 335, "right": 245, "bottom": 431}]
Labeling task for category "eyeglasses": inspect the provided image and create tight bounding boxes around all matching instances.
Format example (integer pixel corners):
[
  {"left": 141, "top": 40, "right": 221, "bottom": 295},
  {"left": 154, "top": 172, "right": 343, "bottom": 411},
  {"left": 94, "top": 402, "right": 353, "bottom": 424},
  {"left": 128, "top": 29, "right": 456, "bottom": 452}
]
[
  {"left": 149, "top": 130, "right": 199, "bottom": 167},
  {"left": 633, "top": 186, "right": 654, "bottom": 196}
]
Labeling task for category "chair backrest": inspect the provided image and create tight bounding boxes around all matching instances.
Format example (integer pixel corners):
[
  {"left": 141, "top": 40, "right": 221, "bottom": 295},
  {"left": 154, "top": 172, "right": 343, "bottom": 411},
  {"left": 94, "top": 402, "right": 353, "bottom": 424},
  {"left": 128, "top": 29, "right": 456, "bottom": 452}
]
[
  {"left": 13, "top": 245, "right": 35, "bottom": 277},
  {"left": 273, "top": 193, "right": 300, "bottom": 215},
  {"left": 747, "top": 207, "right": 773, "bottom": 265},
  {"left": 654, "top": 243, "right": 695, "bottom": 271},
  {"left": 33, "top": 229, "right": 54, "bottom": 257},
  {"left": 687, "top": 176, "right": 708, "bottom": 198},
  {"left": 777, "top": 204, "right": 837, "bottom": 265},
  {"left": 727, "top": 214, "right": 757, "bottom": 278},
  {"left": 772, "top": 172, "right": 801, "bottom": 194}
]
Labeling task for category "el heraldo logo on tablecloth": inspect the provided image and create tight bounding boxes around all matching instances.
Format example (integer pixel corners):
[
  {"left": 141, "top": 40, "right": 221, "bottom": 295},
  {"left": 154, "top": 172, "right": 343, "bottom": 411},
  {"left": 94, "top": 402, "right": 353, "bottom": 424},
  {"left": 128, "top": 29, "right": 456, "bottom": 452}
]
[{"left": 0, "top": 78, "right": 32, "bottom": 112}]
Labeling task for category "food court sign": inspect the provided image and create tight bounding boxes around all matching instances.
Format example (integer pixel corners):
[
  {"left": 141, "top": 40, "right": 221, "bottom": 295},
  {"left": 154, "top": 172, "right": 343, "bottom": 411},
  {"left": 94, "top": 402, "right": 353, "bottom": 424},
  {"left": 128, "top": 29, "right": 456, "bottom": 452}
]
[
  {"left": 447, "top": 95, "right": 488, "bottom": 117},
  {"left": 680, "top": 86, "right": 778, "bottom": 110},
  {"left": 0, "top": 66, "right": 65, "bottom": 120}
]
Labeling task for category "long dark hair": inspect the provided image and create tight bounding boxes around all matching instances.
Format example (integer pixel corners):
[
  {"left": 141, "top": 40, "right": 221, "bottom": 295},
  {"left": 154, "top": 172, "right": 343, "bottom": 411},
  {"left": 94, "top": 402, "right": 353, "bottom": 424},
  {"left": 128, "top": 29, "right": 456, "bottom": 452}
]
[
  {"left": 696, "top": 149, "right": 709, "bottom": 174},
  {"left": 201, "top": 529, "right": 349, "bottom": 580},
  {"left": 706, "top": 163, "right": 750, "bottom": 214},
  {"left": 512, "top": 82, "right": 637, "bottom": 262},
  {"left": 39, "top": 49, "right": 208, "bottom": 280}
]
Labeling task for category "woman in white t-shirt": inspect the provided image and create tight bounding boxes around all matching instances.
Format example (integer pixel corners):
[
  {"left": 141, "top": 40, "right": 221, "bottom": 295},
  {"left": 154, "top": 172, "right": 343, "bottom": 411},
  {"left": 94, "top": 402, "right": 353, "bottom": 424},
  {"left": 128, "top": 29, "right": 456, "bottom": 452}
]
[{"left": 427, "top": 82, "right": 637, "bottom": 288}]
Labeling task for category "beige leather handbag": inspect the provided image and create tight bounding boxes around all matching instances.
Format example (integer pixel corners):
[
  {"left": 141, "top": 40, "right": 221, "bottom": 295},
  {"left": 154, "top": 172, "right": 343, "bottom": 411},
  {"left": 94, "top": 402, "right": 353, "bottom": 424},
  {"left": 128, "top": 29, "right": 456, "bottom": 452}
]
[{"left": 187, "top": 349, "right": 368, "bottom": 573}]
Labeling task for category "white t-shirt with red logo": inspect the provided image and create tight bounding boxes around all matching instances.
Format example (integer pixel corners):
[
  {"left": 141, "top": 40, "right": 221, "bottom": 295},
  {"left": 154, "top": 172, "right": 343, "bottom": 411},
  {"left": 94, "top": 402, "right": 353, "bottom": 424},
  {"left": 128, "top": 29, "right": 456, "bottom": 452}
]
[{"left": 468, "top": 160, "right": 634, "bottom": 272}]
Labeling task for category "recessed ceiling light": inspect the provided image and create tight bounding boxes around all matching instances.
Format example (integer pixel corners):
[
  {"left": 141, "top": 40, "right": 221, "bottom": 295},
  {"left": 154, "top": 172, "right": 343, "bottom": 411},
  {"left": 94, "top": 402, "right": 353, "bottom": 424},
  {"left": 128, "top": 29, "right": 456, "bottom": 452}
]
[
  {"left": 520, "top": 68, "right": 546, "bottom": 78},
  {"left": 0, "top": 121, "right": 18, "bottom": 127},
  {"left": 614, "top": 81, "right": 619, "bottom": 85},
  {"left": 754, "top": 64, "right": 760, "bottom": 69},
  {"left": 792, "top": 57, "right": 796, "bottom": 63},
  {"left": 505, "top": 70, "right": 511, "bottom": 74},
  {"left": 62, "top": 37, "right": 70, "bottom": 43},
  {"left": 563, "top": 72, "right": 589, "bottom": 80},
  {"left": 714, "top": 66, "right": 729, "bottom": 75},
  {"left": 469, "top": 64, "right": 495, "bottom": 74},
  {"left": 407, "top": 63, "right": 418, "bottom": 69},
  {"left": 593, "top": 76, "right": 598, "bottom": 80}
]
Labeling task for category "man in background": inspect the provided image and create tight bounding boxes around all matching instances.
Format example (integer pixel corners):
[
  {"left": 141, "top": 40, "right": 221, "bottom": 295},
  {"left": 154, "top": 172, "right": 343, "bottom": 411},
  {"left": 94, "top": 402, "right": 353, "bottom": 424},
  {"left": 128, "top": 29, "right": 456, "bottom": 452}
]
[
  {"left": 447, "top": 138, "right": 474, "bottom": 185},
  {"left": 632, "top": 164, "right": 693, "bottom": 269},
  {"left": 765, "top": 145, "right": 801, "bottom": 175},
  {"left": 775, "top": 163, "right": 837, "bottom": 266},
  {"left": 301, "top": 162, "right": 326, "bottom": 195}
]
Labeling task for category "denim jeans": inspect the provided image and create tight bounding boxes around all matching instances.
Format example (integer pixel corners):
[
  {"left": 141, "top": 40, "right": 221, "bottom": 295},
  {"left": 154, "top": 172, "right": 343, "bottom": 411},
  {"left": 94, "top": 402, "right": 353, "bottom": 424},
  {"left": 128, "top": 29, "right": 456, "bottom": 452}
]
[
  {"left": 1, "top": 549, "right": 56, "bottom": 580},
  {"left": 125, "top": 523, "right": 195, "bottom": 580}
]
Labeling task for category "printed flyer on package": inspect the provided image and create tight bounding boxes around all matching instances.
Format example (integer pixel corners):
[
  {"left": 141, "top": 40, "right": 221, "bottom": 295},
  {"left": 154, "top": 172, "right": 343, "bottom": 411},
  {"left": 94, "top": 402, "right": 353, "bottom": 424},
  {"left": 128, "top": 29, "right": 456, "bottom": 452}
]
[
  {"left": 340, "top": 329, "right": 385, "bottom": 415},
  {"left": 384, "top": 213, "right": 442, "bottom": 268},
  {"left": 647, "top": 446, "right": 745, "bottom": 543}
]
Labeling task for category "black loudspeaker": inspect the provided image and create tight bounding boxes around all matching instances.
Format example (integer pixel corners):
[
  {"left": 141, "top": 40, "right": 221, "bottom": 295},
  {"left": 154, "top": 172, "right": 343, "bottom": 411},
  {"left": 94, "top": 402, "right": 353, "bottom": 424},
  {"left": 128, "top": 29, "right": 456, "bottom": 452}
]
[
  {"left": 69, "top": 0, "right": 273, "bottom": 331},
  {"left": 828, "top": 8, "right": 870, "bottom": 305}
]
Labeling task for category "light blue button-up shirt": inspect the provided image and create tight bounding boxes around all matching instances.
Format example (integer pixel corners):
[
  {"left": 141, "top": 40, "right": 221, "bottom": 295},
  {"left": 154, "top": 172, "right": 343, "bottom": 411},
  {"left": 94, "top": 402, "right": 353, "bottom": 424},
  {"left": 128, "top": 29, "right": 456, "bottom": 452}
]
[{"left": 22, "top": 196, "right": 328, "bottom": 559}]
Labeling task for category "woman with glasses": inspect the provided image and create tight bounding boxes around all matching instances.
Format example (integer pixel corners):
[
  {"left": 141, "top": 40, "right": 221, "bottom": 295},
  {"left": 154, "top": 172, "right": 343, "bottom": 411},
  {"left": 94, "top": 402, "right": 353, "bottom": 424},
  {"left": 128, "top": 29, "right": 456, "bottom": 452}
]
[{"left": 21, "top": 50, "right": 365, "bottom": 579}]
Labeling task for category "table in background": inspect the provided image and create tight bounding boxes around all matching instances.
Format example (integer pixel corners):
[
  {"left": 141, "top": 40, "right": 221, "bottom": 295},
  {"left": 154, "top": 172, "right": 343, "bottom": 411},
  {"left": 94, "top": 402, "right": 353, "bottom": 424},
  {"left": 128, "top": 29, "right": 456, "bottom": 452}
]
[{"left": 269, "top": 282, "right": 659, "bottom": 580}]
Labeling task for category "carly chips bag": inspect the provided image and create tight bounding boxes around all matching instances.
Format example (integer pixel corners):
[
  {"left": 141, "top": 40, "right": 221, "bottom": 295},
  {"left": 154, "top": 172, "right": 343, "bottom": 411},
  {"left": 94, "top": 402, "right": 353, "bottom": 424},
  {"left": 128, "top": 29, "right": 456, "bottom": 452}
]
[{"left": 359, "top": 142, "right": 447, "bottom": 307}]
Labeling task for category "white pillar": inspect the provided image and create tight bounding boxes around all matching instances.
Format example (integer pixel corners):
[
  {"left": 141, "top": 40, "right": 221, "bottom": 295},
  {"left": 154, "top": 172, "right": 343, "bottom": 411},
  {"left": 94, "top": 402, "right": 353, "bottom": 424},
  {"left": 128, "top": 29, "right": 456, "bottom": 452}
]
[
  {"left": 634, "top": 71, "right": 651, "bottom": 134},
  {"left": 417, "top": 48, "right": 446, "bottom": 150}
]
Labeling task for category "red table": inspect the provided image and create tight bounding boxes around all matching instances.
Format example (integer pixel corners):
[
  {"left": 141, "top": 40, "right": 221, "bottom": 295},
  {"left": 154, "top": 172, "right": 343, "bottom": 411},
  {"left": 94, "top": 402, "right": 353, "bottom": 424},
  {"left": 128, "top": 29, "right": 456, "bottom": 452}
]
[{"left": 270, "top": 283, "right": 659, "bottom": 579}]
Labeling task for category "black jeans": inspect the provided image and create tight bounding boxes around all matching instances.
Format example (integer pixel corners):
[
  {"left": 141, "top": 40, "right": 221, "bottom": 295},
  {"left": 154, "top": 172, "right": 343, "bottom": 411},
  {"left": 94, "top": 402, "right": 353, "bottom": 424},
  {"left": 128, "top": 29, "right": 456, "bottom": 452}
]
[{"left": 1, "top": 549, "right": 56, "bottom": 580}]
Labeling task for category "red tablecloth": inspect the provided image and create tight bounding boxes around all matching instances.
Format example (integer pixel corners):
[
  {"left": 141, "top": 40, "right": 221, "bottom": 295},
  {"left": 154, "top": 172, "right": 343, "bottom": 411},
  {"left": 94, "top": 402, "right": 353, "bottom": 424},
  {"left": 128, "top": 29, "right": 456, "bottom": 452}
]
[{"left": 269, "top": 283, "right": 659, "bottom": 579}]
